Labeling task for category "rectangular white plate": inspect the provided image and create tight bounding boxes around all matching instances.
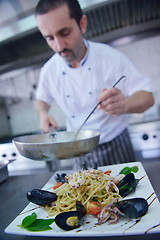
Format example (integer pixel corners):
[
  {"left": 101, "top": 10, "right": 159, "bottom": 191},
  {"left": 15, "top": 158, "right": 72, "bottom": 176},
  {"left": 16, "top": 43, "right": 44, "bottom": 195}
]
[{"left": 5, "top": 162, "right": 160, "bottom": 237}]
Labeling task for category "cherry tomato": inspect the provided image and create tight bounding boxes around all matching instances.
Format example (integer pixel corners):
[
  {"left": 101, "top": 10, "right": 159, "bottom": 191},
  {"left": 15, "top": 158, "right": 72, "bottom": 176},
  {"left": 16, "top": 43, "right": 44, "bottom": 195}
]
[
  {"left": 88, "top": 201, "right": 102, "bottom": 215},
  {"left": 104, "top": 170, "right": 111, "bottom": 175},
  {"left": 52, "top": 181, "right": 63, "bottom": 190}
]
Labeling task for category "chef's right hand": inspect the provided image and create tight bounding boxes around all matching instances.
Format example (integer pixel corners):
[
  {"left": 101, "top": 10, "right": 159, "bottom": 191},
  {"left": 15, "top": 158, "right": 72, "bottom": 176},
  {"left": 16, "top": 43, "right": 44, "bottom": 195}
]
[
  {"left": 40, "top": 115, "right": 59, "bottom": 133},
  {"left": 98, "top": 87, "right": 126, "bottom": 115}
]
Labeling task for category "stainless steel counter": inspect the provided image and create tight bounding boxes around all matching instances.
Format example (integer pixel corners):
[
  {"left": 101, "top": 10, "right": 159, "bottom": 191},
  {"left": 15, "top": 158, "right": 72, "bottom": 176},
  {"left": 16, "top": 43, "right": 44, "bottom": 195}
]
[{"left": 1, "top": 160, "right": 160, "bottom": 240}]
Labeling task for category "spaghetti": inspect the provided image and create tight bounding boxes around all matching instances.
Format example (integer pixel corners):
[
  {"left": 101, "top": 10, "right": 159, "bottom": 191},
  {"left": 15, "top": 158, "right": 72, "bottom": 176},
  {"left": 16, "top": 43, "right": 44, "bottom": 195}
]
[{"left": 45, "top": 169, "right": 122, "bottom": 216}]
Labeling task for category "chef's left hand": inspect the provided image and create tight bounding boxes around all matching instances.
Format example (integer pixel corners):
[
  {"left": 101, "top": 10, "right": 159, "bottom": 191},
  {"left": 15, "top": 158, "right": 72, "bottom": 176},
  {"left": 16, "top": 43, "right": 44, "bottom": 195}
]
[{"left": 98, "top": 88, "right": 126, "bottom": 115}]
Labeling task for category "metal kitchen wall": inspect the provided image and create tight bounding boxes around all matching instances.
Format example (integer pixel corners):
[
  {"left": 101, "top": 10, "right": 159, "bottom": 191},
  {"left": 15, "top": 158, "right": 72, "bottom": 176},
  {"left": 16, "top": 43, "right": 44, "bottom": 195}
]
[{"left": 0, "top": 0, "right": 160, "bottom": 73}]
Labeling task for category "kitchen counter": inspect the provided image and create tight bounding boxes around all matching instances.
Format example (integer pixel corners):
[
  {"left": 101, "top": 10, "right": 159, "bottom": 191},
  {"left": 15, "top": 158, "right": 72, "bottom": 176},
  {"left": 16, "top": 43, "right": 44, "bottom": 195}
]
[{"left": 1, "top": 160, "right": 160, "bottom": 240}]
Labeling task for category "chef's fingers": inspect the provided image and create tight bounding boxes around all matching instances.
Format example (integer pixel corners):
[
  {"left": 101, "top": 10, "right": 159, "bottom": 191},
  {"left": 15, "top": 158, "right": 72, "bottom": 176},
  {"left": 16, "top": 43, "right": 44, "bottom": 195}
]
[
  {"left": 41, "top": 117, "right": 59, "bottom": 133},
  {"left": 98, "top": 88, "right": 126, "bottom": 115},
  {"left": 98, "top": 88, "right": 120, "bottom": 102},
  {"left": 102, "top": 88, "right": 107, "bottom": 92},
  {"left": 100, "top": 92, "right": 123, "bottom": 108},
  {"left": 48, "top": 117, "right": 59, "bottom": 130},
  {"left": 102, "top": 100, "right": 126, "bottom": 115},
  {"left": 98, "top": 88, "right": 121, "bottom": 108}
]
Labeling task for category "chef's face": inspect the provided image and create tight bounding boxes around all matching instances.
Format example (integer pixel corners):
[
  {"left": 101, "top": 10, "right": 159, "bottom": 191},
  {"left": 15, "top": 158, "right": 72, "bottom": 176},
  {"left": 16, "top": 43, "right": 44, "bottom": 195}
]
[{"left": 36, "top": 4, "right": 87, "bottom": 67}]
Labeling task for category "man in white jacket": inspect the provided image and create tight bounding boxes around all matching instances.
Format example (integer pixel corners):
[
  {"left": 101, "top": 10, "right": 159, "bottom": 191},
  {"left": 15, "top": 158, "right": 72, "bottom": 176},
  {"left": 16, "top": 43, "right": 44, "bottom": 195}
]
[{"left": 35, "top": 0, "right": 154, "bottom": 169}]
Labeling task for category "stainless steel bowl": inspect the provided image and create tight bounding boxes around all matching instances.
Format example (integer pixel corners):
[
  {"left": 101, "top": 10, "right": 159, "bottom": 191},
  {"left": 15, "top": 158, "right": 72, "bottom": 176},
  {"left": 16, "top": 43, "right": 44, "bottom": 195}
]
[{"left": 13, "top": 130, "right": 100, "bottom": 161}]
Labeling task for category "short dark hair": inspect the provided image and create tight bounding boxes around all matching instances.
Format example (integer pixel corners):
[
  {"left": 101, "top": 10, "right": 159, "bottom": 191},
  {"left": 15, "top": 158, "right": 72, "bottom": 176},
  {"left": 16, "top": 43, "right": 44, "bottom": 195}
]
[{"left": 35, "top": 0, "right": 83, "bottom": 26}]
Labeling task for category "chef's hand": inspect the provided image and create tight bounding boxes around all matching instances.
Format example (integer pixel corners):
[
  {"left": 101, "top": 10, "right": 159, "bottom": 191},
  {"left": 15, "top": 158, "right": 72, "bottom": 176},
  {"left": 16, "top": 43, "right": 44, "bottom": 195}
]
[
  {"left": 98, "top": 88, "right": 126, "bottom": 115},
  {"left": 40, "top": 115, "right": 59, "bottom": 133}
]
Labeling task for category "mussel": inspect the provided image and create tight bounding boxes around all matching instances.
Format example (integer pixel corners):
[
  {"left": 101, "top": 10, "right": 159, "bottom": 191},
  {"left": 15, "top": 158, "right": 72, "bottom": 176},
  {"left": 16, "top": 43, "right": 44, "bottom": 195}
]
[
  {"left": 55, "top": 201, "right": 86, "bottom": 231},
  {"left": 114, "top": 197, "right": 148, "bottom": 219},
  {"left": 117, "top": 173, "right": 139, "bottom": 197},
  {"left": 27, "top": 189, "right": 57, "bottom": 206},
  {"left": 55, "top": 173, "right": 66, "bottom": 183}
]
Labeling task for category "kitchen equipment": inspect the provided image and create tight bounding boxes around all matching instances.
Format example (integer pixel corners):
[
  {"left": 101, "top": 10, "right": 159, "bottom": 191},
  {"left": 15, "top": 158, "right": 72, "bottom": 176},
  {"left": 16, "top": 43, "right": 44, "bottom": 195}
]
[
  {"left": 13, "top": 130, "right": 100, "bottom": 161},
  {"left": 128, "top": 120, "right": 160, "bottom": 160},
  {"left": 74, "top": 76, "right": 126, "bottom": 138}
]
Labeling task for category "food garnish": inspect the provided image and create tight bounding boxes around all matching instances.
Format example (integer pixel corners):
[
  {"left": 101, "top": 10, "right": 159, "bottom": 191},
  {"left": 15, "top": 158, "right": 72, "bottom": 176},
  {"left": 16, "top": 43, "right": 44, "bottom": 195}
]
[
  {"left": 119, "top": 166, "right": 139, "bottom": 175},
  {"left": 18, "top": 212, "right": 54, "bottom": 232}
]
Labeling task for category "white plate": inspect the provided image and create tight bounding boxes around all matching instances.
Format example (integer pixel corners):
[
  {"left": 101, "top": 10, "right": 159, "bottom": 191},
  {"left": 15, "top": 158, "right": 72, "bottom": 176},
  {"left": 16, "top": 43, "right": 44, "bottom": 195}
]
[{"left": 5, "top": 162, "right": 160, "bottom": 237}]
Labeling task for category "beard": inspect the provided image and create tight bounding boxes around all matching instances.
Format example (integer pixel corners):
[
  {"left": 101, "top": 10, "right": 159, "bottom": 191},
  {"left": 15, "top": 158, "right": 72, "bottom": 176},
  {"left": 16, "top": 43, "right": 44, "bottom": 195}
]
[{"left": 59, "top": 49, "right": 76, "bottom": 63}]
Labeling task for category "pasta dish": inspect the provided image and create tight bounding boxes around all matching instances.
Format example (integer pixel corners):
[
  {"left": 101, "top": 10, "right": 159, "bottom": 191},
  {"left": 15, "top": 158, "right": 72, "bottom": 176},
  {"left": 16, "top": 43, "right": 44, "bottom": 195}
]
[{"left": 45, "top": 169, "right": 122, "bottom": 216}]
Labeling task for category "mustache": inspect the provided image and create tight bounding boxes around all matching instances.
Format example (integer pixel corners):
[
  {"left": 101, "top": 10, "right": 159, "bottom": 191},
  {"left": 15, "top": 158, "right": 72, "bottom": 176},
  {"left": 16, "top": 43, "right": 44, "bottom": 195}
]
[{"left": 59, "top": 49, "right": 72, "bottom": 55}]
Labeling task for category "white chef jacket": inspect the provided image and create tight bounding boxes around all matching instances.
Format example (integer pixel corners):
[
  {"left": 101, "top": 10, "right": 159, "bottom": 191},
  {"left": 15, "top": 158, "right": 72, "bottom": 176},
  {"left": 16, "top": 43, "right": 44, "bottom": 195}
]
[{"left": 36, "top": 40, "right": 152, "bottom": 144}]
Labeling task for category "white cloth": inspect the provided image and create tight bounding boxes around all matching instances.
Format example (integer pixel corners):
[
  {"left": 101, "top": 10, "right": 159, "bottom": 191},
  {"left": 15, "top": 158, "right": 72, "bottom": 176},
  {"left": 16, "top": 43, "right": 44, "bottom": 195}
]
[{"left": 36, "top": 40, "right": 152, "bottom": 144}]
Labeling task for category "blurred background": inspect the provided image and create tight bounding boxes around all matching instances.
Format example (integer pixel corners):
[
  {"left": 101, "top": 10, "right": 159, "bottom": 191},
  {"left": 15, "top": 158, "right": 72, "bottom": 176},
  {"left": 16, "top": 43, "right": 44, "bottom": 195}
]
[{"left": 0, "top": 0, "right": 160, "bottom": 178}]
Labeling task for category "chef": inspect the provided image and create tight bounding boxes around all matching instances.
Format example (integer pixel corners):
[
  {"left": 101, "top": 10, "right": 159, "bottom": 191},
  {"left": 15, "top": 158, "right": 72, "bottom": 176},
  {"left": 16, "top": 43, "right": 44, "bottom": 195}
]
[{"left": 35, "top": 0, "right": 154, "bottom": 169}]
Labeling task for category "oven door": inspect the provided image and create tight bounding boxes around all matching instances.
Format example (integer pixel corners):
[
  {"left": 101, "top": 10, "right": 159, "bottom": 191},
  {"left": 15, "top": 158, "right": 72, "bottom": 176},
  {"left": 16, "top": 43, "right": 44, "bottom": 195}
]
[{"left": 128, "top": 121, "right": 160, "bottom": 161}]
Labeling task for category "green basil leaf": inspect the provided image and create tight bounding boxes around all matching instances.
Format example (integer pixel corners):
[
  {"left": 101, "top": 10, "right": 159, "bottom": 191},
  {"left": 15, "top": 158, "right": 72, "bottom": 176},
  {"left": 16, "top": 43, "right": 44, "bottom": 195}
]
[
  {"left": 18, "top": 212, "right": 55, "bottom": 232},
  {"left": 26, "top": 225, "right": 52, "bottom": 232},
  {"left": 119, "top": 167, "right": 131, "bottom": 175},
  {"left": 119, "top": 166, "right": 139, "bottom": 175},
  {"left": 131, "top": 166, "right": 139, "bottom": 173},
  {"left": 22, "top": 212, "right": 37, "bottom": 228},
  {"left": 26, "top": 219, "right": 55, "bottom": 232}
]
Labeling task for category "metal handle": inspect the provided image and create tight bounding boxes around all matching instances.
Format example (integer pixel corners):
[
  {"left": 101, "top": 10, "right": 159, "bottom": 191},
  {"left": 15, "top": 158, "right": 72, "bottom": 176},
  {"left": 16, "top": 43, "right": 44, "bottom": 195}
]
[{"left": 74, "top": 75, "right": 126, "bottom": 139}]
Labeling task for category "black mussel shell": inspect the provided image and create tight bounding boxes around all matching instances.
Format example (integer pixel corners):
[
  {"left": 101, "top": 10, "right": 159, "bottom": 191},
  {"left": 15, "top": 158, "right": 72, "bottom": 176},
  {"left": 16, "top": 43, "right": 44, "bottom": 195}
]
[
  {"left": 76, "top": 201, "right": 87, "bottom": 216},
  {"left": 55, "top": 173, "right": 66, "bottom": 183},
  {"left": 82, "top": 163, "right": 88, "bottom": 170},
  {"left": 115, "top": 197, "right": 148, "bottom": 219},
  {"left": 55, "top": 201, "right": 86, "bottom": 231},
  {"left": 27, "top": 189, "right": 57, "bottom": 206},
  {"left": 117, "top": 173, "right": 139, "bottom": 197},
  {"left": 55, "top": 211, "right": 80, "bottom": 231}
]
